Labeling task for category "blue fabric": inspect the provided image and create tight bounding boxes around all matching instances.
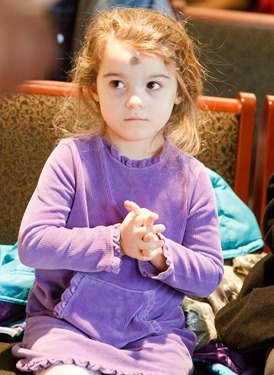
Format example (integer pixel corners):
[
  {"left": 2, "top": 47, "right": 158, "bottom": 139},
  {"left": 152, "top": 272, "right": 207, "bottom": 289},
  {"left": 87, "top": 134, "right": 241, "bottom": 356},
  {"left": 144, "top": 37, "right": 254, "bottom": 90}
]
[
  {"left": 0, "top": 243, "right": 34, "bottom": 305},
  {"left": 193, "top": 360, "right": 238, "bottom": 375},
  {"left": 88, "top": 0, "right": 175, "bottom": 17},
  {"left": 207, "top": 363, "right": 238, "bottom": 375},
  {"left": 204, "top": 363, "right": 257, "bottom": 375},
  {"left": 207, "top": 168, "right": 264, "bottom": 259}
]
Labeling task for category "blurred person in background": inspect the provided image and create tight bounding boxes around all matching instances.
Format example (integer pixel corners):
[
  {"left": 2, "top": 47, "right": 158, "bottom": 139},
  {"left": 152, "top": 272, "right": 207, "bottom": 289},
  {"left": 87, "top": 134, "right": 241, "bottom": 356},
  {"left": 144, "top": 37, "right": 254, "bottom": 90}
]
[{"left": 0, "top": 0, "right": 58, "bottom": 95}]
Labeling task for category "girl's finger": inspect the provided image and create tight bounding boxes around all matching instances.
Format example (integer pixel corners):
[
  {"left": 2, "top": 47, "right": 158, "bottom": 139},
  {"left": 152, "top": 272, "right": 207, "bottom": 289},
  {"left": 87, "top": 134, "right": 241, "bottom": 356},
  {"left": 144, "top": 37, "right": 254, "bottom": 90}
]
[
  {"left": 140, "top": 249, "right": 151, "bottom": 257},
  {"left": 124, "top": 200, "right": 142, "bottom": 215},
  {"left": 136, "top": 224, "right": 165, "bottom": 239},
  {"left": 140, "top": 238, "right": 165, "bottom": 251},
  {"left": 124, "top": 201, "right": 159, "bottom": 224},
  {"left": 143, "top": 212, "right": 158, "bottom": 227},
  {"left": 143, "top": 232, "right": 154, "bottom": 242},
  {"left": 152, "top": 224, "right": 166, "bottom": 234},
  {"left": 135, "top": 212, "right": 158, "bottom": 227},
  {"left": 141, "top": 248, "right": 163, "bottom": 259}
]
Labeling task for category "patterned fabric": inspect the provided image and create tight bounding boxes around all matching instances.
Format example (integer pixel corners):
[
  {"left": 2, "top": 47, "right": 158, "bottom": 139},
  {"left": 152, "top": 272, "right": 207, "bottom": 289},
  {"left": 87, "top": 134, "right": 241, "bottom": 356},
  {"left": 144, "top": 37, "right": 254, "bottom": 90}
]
[
  {"left": 0, "top": 93, "right": 64, "bottom": 244},
  {"left": 0, "top": 92, "right": 239, "bottom": 245},
  {"left": 198, "top": 110, "right": 238, "bottom": 188}
]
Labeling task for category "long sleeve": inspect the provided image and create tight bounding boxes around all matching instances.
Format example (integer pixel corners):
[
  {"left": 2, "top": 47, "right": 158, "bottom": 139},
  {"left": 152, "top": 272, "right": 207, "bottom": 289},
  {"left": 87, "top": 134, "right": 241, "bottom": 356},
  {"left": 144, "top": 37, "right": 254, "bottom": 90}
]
[
  {"left": 18, "top": 139, "right": 122, "bottom": 273},
  {"left": 138, "top": 166, "right": 224, "bottom": 298}
]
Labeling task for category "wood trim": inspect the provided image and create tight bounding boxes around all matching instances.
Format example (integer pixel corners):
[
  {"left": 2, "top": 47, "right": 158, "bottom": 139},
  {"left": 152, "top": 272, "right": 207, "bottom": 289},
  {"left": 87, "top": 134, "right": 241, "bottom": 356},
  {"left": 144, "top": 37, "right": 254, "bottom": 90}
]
[
  {"left": 174, "top": 5, "right": 274, "bottom": 28},
  {"left": 196, "top": 95, "right": 242, "bottom": 113},
  {"left": 15, "top": 80, "right": 74, "bottom": 96},
  {"left": 234, "top": 92, "right": 256, "bottom": 204},
  {"left": 253, "top": 95, "right": 274, "bottom": 229}
]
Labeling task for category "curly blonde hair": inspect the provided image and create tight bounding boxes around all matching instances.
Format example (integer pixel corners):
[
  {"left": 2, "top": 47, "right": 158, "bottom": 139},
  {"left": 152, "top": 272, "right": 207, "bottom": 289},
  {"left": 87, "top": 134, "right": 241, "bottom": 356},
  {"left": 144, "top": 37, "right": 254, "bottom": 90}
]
[{"left": 55, "top": 7, "right": 206, "bottom": 156}]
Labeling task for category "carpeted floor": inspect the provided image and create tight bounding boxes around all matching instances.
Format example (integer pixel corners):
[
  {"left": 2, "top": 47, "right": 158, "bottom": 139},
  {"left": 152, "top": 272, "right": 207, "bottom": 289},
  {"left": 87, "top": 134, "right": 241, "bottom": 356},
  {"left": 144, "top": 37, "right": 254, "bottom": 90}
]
[{"left": 0, "top": 341, "right": 24, "bottom": 375}]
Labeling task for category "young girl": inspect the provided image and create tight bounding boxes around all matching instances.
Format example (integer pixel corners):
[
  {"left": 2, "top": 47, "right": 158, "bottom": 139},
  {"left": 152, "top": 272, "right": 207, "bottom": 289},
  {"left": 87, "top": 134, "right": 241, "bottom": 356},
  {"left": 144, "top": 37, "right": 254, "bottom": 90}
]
[{"left": 12, "top": 7, "right": 224, "bottom": 375}]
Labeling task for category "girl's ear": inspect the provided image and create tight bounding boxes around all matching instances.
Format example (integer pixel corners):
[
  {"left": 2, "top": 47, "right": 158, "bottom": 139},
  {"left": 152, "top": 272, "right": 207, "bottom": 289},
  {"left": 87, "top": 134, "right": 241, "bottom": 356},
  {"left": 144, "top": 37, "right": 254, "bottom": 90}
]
[
  {"left": 91, "top": 83, "right": 99, "bottom": 102},
  {"left": 175, "top": 92, "right": 183, "bottom": 105}
]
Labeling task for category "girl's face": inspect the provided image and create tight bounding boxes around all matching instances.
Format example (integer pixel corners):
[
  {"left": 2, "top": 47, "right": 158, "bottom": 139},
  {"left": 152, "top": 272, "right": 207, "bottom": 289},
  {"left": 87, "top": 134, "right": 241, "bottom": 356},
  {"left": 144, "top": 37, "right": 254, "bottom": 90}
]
[{"left": 92, "top": 39, "right": 182, "bottom": 159}]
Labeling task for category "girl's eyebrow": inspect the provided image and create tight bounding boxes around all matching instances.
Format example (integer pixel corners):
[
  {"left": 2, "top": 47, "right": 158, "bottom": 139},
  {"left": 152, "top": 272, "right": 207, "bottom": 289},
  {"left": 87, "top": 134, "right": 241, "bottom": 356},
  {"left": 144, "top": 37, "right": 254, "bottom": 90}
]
[
  {"left": 149, "top": 74, "right": 171, "bottom": 80},
  {"left": 103, "top": 72, "right": 123, "bottom": 78},
  {"left": 103, "top": 72, "right": 171, "bottom": 80}
]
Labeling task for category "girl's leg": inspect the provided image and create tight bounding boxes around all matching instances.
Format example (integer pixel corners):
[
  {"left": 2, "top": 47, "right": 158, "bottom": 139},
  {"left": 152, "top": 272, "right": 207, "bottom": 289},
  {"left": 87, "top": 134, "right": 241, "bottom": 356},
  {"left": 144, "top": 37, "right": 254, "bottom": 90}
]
[{"left": 33, "top": 364, "right": 101, "bottom": 375}]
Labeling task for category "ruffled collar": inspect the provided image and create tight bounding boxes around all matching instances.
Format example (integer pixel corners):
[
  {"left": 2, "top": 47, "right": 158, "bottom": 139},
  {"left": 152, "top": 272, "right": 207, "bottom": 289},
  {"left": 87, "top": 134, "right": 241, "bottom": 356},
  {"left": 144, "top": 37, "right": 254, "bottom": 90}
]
[{"left": 102, "top": 137, "right": 173, "bottom": 168}]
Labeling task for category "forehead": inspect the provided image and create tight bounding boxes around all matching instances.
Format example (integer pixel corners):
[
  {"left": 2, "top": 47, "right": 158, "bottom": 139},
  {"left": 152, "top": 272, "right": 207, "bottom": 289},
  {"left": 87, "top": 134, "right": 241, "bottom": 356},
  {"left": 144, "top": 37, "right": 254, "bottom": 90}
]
[
  {"left": 102, "top": 39, "right": 160, "bottom": 67},
  {"left": 98, "top": 39, "right": 176, "bottom": 78}
]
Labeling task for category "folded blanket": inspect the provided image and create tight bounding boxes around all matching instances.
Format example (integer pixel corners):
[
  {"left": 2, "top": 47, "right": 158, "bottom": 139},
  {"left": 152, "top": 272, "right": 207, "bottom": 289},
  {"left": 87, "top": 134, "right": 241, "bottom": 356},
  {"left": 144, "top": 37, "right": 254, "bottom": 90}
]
[
  {"left": 0, "top": 243, "right": 34, "bottom": 326},
  {"left": 207, "top": 168, "right": 264, "bottom": 259}
]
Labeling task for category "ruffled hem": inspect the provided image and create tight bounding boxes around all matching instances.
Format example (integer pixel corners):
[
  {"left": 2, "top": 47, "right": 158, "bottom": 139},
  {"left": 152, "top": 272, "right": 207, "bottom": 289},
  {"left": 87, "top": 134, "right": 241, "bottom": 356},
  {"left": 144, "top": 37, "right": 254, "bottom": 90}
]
[{"left": 16, "top": 357, "right": 117, "bottom": 374}]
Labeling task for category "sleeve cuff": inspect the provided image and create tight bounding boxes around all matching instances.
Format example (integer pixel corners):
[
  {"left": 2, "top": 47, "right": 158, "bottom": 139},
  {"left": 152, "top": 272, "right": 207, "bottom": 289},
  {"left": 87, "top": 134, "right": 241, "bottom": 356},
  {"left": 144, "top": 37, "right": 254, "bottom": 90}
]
[
  {"left": 108, "top": 223, "right": 123, "bottom": 274},
  {"left": 138, "top": 242, "right": 173, "bottom": 279}
]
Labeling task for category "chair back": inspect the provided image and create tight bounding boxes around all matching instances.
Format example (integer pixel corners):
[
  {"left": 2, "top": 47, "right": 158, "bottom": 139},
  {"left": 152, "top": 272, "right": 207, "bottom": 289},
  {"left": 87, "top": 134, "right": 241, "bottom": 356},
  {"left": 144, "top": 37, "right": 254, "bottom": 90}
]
[{"left": 196, "top": 92, "right": 256, "bottom": 204}]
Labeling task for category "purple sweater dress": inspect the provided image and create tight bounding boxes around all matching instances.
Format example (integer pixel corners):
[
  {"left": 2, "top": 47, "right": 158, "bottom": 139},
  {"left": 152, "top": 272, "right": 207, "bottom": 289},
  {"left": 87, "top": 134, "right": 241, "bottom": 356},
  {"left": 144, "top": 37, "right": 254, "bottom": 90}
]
[{"left": 12, "top": 136, "right": 224, "bottom": 374}]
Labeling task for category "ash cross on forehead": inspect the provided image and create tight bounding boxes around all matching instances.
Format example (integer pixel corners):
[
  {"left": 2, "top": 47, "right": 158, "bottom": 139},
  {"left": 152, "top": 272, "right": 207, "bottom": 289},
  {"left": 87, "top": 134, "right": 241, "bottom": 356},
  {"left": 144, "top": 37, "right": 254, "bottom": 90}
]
[{"left": 130, "top": 56, "right": 140, "bottom": 66}]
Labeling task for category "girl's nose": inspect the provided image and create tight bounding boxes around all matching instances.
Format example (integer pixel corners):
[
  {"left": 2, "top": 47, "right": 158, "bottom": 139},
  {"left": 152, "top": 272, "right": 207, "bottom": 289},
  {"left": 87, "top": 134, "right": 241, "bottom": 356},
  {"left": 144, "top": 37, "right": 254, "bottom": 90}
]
[{"left": 125, "top": 94, "right": 144, "bottom": 109}]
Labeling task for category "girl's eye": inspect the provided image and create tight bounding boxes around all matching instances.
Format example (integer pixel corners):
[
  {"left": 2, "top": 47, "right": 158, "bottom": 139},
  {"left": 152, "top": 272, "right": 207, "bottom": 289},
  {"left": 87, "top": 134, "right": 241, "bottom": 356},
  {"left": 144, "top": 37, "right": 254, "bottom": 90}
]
[
  {"left": 147, "top": 81, "right": 161, "bottom": 90},
  {"left": 110, "top": 80, "right": 125, "bottom": 89}
]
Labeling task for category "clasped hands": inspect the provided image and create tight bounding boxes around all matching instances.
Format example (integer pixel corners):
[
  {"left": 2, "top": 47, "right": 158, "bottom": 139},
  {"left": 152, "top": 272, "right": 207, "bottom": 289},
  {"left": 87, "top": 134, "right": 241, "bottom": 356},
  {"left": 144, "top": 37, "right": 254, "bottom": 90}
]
[{"left": 120, "top": 200, "right": 166, "bottom": 268}]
